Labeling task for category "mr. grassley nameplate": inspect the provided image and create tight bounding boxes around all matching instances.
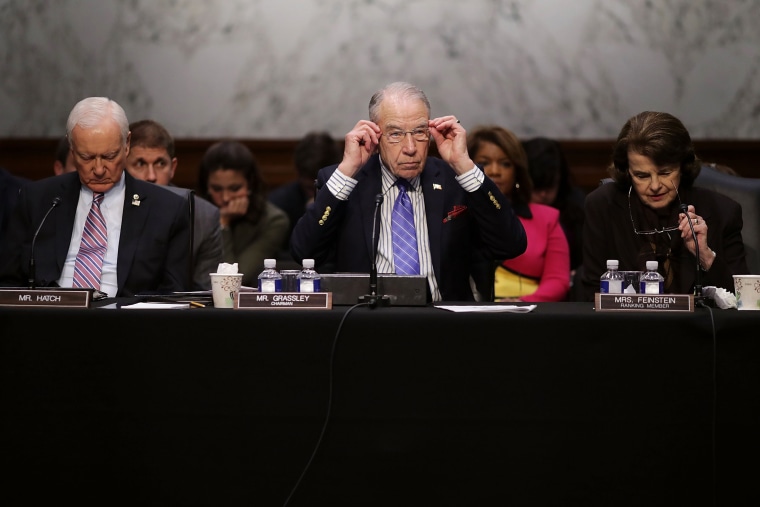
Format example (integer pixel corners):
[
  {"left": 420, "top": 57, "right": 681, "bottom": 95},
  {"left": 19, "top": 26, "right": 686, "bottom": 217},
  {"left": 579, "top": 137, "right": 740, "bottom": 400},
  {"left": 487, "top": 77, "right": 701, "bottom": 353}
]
[
  {"left": 595, "top": 293, "right": 694, "bottom": 312},
  {"left": 237, "top": 291, "right": 332, "bottom": 310},
  {"left": 0, "top": 288, "right": 93, "bottom": 308}
]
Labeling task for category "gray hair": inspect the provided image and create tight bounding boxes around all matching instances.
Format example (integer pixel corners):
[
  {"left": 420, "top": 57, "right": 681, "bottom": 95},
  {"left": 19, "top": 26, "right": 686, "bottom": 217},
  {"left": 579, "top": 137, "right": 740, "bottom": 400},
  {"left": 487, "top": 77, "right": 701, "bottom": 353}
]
[
  {"left": 368, "top": 81, "right": 431, "bottom": 123},
  {"left": 66, "top": 97, "right": 130, "bottom": 145}
]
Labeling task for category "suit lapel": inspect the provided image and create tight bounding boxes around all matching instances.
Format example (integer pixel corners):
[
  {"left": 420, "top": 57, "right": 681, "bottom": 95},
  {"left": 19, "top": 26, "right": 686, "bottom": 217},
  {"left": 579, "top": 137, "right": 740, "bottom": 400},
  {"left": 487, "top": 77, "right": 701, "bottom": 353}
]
[
  {"left": 54, "top": 175, "right": 82, "bottom": 272},
  {"left": 117, "top": 175, "right": 150, "bottom": 290},
  {"left": 356, "top": 157, "right": 384, "bottom": 262},
  {"left": 420, "top": 163, "right": 445, "bottom": 275}
]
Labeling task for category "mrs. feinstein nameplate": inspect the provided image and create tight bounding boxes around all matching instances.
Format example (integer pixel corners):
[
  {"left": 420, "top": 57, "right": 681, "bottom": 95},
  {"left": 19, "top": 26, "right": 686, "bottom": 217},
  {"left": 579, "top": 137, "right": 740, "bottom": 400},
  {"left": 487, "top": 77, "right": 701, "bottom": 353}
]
[
  {"left": 595, "top": 293, "right": 694, "bottom": 312},
  {"left": 237, "top": 291, "right": 332, "bottom": 310},
  {"left": 0, "top": 287, "right": 93, "bottom": 308}
]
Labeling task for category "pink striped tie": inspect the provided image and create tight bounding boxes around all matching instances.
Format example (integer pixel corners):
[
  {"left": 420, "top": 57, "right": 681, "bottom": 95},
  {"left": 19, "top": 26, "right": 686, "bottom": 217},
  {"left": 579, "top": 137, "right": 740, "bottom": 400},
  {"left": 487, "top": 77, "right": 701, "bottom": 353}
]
[{"left": 73, "top": 192, "right": 107, "bottom": 289}]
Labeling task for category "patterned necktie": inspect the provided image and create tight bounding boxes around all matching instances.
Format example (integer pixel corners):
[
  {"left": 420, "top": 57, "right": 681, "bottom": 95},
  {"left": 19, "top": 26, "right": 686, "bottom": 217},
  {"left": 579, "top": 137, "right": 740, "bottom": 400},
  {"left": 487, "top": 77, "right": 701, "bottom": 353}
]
[
  {"left": 73, "top": 192, "right": 107, "bottom": 289},
  {"left": 391, "top": 179, "right": 420, "bottom": 275}
]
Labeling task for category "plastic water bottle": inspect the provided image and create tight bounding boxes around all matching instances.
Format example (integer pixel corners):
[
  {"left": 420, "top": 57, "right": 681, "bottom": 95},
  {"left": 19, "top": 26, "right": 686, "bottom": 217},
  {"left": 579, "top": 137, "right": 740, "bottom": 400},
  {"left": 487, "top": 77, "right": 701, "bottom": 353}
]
[
  {"left": 297, "top": 258, "right": 321, "bottom": 293},
  {"left": 639, "top": 260, "right": 665, "bottom": 294},
  {"left": 600, "top": 259, "right": 624, "bottom": 294},
  {"left": 257, "top": 258, "right": 282, "bottom": 293}
]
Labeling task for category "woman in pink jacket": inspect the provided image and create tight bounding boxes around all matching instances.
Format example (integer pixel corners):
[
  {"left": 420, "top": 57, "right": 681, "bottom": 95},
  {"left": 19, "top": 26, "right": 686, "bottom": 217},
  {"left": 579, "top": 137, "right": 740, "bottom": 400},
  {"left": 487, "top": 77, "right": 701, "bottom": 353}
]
[{"left": 467, "top": 125, "right": 570, "bottom": 302}]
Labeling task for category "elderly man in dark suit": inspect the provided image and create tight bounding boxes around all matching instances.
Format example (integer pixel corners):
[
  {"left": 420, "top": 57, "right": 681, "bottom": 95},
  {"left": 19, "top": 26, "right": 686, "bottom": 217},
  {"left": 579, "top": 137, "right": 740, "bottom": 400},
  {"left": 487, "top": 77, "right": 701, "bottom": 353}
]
[
  {"left": 0, "top": 97, "right": 191, "bottom": 296},
  {"left": 290, "top": 81, "right": 526, "bottom": 302}
]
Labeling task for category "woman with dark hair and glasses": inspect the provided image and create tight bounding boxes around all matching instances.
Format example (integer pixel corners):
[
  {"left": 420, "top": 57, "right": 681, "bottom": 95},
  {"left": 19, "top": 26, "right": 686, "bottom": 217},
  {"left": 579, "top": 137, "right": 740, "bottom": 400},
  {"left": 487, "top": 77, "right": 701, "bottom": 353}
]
[{"left": 579, "top": 111, "right": 748, "bottom": 302}]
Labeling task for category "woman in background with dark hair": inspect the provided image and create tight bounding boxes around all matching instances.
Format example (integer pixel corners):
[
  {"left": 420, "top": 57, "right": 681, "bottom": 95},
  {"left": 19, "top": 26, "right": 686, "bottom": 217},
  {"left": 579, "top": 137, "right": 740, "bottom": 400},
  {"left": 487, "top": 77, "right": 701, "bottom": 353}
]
[
  {"left": 523, "top": 137, "right": 586, "bottom": 275},
  {"left": 467, "top": 125, "right": 570, "bottom": 302},
  {"left": 197, "top": 140, "right": 289, "bottom": 285},
  {"left": 580, "top": 111, "right": 748, "bottom": 302}
]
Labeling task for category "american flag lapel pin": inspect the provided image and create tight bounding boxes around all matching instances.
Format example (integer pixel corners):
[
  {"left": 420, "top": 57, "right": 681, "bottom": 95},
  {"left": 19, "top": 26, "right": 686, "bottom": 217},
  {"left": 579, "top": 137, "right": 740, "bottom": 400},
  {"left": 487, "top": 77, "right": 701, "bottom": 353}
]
[
  {"left": 433, "top": 183, "right": 442, "bottom": 190},
  {"left": 132, "top": 194, "right": 141, "bottom": 206}
]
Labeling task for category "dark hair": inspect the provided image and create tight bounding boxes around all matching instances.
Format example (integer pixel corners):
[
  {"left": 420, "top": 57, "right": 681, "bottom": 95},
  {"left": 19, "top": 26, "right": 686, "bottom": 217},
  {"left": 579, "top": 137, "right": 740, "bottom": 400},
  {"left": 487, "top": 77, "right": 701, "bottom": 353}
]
[
  {"left": 197, "top": 140, "right": 266, "bottom": 223},
  {"left": 466, "top": 125, "right": 533, "bottom": 209},
  {"left": 294, "top": 131, "right": 340, "bottom": 180},
  {"left": 54, "top": 135, "right": 70, "bottom": 166},
  {"left": 609, "top": 111, "right": 701, "bottom": 188},
  {"left": 128, "top": 119, "right": 175, "bottom": 158}
]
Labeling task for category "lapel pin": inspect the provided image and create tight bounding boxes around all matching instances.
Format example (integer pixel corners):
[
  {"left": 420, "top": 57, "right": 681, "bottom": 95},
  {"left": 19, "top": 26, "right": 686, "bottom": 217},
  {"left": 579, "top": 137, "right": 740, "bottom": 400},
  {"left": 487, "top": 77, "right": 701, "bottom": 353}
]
[
  {"left": 433, "top": 183, "right": 442, "bottom": 190},
  {"left": 132, "top": 194, "right": 141, "bottom": 206}
]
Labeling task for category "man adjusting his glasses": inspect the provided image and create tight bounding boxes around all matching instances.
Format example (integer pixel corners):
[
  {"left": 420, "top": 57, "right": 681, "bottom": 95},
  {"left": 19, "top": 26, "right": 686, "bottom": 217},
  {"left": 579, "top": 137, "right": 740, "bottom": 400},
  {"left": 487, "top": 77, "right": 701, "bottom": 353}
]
[
  {"left": 580, "top": 110, "right": 749, "bottom": 301},
  {"left": 290, "top": 81, "right": 526, "bottom": 302}
]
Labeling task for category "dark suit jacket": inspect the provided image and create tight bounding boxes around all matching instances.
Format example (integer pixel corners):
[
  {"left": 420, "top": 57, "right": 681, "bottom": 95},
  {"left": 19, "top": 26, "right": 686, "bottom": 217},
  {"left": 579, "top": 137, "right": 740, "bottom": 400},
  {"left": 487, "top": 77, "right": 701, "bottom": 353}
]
[
  {"left": 0, "top": 171, "right": 192, "bottom": 296},
  {"left": 581, "top": 182, "right": 749, "bottom": 302},
  {"left": 0, "top": 167, "right": 28, "bottom": 250},
  {"left": 290, "top": 155, "right": 527, "bottom": 302}
]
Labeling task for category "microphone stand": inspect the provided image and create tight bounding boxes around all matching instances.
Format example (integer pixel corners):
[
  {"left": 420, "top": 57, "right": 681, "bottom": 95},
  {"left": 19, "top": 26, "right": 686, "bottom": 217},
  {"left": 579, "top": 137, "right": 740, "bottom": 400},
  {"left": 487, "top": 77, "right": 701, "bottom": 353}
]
[
  {"left": 28, "top": 197, "right": 61, "bottom": 289},
  {"left": 359, "top": 193, "right": 390, "bottom": 308},
  {"left": 680, "top": 203, "right": 709, "bottom": 307}
]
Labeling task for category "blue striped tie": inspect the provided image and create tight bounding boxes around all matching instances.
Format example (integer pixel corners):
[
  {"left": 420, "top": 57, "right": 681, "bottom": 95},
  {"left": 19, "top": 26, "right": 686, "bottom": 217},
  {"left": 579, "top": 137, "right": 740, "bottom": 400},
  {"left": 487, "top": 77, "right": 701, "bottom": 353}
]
[
  {"left": 73, "top": 192, "right": 107, "bottom": 289},
  {"left": 392, "top": 179, "right": 420, "bottom": 275}
]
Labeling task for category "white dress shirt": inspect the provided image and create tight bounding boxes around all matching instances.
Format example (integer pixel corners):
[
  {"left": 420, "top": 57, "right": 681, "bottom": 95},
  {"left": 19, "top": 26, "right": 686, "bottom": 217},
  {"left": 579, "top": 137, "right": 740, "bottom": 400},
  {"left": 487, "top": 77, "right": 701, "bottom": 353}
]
[{"left": 57, "top": 173, "right": 125, "bottom": 297}]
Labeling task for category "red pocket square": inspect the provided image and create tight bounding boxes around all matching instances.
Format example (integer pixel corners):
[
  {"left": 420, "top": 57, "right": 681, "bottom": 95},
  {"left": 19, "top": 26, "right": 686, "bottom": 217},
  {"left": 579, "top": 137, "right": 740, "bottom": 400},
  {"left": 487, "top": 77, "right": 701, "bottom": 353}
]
[{"left": 443, "top": 205, "right": 467, "bottom": 223}]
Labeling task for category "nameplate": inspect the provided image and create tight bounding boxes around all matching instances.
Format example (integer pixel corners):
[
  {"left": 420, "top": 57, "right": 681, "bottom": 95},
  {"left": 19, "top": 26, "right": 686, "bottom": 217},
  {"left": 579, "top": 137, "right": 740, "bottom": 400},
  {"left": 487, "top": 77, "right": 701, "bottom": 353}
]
[
  {"left": 0, "top": 288, "right": 92, "bottom": 308},
  {"left": 595, "top": 293, "right": 694, "bottom": 312},
  {"left": 237, "top": 291, "right": 332, "bottom": 310}
]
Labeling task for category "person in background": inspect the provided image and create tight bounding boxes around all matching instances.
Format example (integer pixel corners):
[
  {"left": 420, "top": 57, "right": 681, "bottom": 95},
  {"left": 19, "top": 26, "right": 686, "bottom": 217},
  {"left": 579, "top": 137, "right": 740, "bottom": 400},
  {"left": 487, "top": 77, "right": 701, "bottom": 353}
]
[
  {"left": 468, "top": 126, "right": 570, "bottom": 302},
  {"left": 196, "top": 140, "right": 289, "bottom": 286},
  {"left": 53, "top": 135, "right": 77, "bottom": 175},
  {"left": 580, "top": 110, "right": 748, "bottom": 302},
  {"left": 290, "top": 81, "right": 526, "bottom": 302},
  {"left": 0, "top": 97, "right": 192, "bottom": 296},
  {"left": 523, "top": 137, "right": 586, "bottom": 275},
  {"left": 268, "top": 130, "right": 341, "bottom": 260},
  {"left": 126, "top": 119, "right": 223, "bottom": 291},
  {"left": 0, "top": 166, "right": 29, "bottom": 249}
]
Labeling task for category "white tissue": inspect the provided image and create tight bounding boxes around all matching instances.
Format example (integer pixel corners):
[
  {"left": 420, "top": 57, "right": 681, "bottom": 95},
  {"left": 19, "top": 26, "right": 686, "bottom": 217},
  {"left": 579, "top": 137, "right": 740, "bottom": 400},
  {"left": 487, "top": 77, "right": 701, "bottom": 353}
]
[
  {"left": 702, "top": 286, "right": 736, "bottom": 309},
  {"left": 216, "top": 262, "right": 239, "bottom": 274}
]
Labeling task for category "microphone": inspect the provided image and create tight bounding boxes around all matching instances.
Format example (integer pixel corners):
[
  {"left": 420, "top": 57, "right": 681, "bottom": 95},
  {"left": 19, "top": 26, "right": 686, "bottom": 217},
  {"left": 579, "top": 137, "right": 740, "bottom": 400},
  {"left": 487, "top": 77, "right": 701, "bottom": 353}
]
[
  {"left": 360, "top": 193, "right": 390, "bottom": 308},
  {"left": 29, "top": 196, "right": 61, "bottom": 289},
  {"left": 679, "top": 203, "right": 707, "bottom": 306}
]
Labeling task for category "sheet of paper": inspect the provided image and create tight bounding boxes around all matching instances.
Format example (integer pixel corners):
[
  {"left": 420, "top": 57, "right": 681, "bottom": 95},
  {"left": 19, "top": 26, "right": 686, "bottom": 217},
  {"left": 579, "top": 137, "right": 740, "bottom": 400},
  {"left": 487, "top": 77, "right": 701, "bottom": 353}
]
[
  {"left": 435, "top": 304, "right": 537, "bottom": 313},
  {"left": 121, "top": 302, "right": 190, "bottom": 310}
]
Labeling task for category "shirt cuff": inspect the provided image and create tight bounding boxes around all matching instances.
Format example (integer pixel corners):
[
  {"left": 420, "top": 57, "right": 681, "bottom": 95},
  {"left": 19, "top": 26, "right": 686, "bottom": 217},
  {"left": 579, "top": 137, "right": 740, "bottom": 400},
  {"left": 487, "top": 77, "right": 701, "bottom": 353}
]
[
  {"left": 326, "top": 171, "right": 357, "bottom": 201},
  {"left": 455, "top": 165, "right": 484, "bottom": 192}
]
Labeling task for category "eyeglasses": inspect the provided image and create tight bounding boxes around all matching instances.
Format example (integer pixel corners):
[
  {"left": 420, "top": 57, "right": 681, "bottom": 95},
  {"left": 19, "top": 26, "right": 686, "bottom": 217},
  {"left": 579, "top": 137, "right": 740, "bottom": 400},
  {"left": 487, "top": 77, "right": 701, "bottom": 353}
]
[
  {"left": 628, "top": 185, "right": 682, "bottom": 235},
  {"left": 382, "top": 128, "right": 430, "bottom": 144}
]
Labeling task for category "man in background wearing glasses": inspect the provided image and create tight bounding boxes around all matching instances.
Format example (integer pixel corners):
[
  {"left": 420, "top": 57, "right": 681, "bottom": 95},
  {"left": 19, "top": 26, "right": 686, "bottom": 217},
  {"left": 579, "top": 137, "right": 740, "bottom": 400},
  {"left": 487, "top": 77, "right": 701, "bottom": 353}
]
[
  {"left": 580, "top": 111, "right": 748, "bottom": 301},
  {"left": 290, "top": 81, "right": 526, "bottom": 302}
]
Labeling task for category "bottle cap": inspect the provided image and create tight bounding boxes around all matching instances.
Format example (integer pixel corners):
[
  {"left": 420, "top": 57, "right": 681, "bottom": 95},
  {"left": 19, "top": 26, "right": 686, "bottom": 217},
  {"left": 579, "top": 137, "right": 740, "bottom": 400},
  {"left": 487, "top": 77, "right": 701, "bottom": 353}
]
[
  {"left": 606, "top": 259, "right": 619, "bottom": 269},
  {"left": 646, "top": 260, "right": 658, "bottom": 270},
  {"left": 303, "top": 259, "right": 315, "bottom": 269},
  {"left": 264, "top": 258, "right": 276, "bottom": 269}
]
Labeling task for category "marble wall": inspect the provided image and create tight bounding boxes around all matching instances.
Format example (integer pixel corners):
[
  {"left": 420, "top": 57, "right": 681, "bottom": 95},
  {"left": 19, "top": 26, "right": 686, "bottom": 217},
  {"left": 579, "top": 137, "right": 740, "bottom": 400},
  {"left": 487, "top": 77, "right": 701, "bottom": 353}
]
[{"left": 1, "top": 0, "right": 758, "bottom": 139}]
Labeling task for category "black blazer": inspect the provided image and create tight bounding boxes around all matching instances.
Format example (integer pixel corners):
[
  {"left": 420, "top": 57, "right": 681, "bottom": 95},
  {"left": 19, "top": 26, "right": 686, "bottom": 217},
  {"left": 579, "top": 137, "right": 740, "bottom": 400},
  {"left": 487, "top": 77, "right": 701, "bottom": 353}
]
[
  {"left": 0, "top": 171, "right": 192, "bottom": 296},
  {"left": 290, "top": 154, "right": 526, "bottom": 302},
  {"left": 581, "top": 182, "right": 749, "bottom": 302},
  {"left": 0, "top": 167, "right": 28, "bottom": 250}
]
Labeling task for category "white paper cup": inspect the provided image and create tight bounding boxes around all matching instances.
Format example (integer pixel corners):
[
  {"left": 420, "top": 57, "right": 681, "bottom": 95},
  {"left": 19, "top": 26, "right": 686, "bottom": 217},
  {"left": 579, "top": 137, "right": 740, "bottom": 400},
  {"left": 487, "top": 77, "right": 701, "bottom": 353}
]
[
  {"left": 210, "top": 273, "right": 243, "bottom": 308},
  {"left": 733, "top": 274, "right": 760, "bottom": 310}
]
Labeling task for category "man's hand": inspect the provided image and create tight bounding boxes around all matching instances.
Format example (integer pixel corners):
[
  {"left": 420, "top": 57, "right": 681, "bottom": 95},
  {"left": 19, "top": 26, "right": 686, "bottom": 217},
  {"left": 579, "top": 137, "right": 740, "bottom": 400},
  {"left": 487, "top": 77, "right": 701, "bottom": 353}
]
[
  {"left": 337, "top": 120, "right": 382, "bottom": 179},
  {"left": 429, "top": 116, "right": 474, "bottom": 175}
]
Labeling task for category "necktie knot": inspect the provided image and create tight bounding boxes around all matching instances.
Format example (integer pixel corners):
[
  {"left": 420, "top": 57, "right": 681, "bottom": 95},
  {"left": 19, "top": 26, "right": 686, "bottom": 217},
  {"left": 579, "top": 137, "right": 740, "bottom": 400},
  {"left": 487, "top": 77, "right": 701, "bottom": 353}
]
[
  {"left": 93, "top": 192, "right": 104, "bottom": 206},
  {"left": 396, "top": 179, "right": 410, "bottom": 193}
]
